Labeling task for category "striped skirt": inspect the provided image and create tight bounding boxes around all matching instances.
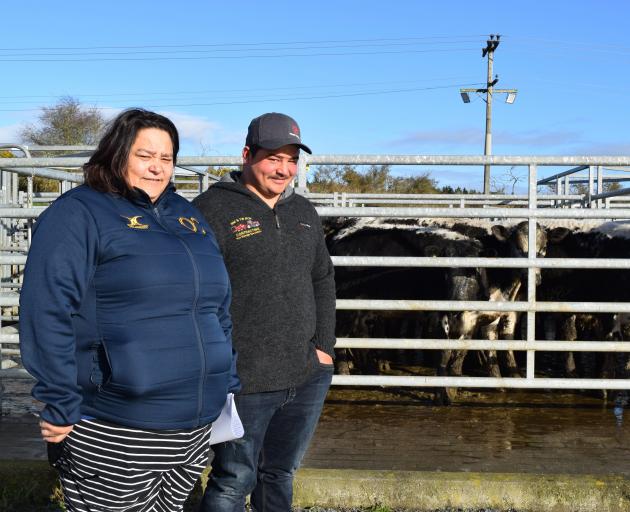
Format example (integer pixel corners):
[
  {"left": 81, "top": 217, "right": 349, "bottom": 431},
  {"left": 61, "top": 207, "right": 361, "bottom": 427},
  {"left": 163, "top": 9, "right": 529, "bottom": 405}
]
[{"left": 51, "top": 418, "right": 212, "bottom": 512}]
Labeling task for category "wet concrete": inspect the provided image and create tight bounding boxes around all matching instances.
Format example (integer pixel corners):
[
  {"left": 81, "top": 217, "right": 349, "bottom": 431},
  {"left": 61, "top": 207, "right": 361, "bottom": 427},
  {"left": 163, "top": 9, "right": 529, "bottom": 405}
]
[
  {"left": 2, "top": 374, "right": 629, "bottom": 477},
  {"left": 303, "top": 386, "right": 630, "bottom": 475}
]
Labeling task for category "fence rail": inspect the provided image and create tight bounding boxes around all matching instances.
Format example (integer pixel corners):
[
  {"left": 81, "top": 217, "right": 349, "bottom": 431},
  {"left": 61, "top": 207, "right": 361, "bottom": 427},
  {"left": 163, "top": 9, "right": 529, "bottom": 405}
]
[{"left": 1, "top": 154, "right": 630, "bottom": 394}]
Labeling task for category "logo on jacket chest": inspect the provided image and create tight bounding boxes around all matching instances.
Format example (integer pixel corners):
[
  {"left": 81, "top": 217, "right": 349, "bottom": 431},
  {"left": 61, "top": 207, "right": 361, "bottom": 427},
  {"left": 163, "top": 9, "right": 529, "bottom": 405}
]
[
  {"left": 230, "top": 216, "right": 262, "bottom": 240},
  {"left": 121, "top": 215, "right": 149, "bottom": 230},
  {"left": 179, "top": 217, "right": 207, "bottom": 235}
]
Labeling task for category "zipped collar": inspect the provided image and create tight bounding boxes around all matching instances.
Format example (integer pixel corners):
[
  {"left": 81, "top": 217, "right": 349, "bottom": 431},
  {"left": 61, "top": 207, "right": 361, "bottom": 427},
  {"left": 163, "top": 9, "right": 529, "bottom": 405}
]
[{"left": 126, "top": 183, "right": 176, "bottom": 209}]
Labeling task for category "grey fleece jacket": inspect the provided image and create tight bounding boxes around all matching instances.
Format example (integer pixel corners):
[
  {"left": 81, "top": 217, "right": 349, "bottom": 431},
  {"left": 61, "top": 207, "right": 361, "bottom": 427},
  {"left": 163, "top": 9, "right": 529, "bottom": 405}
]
[{"left": 192, "top": 172, "right": 336, "bottom": 394}]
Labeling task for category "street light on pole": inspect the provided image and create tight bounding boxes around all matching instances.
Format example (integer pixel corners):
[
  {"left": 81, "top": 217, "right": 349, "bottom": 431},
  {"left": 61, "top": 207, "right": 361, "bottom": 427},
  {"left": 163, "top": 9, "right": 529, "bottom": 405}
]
[{"left": 459, "top": 34, "right": 517, "bottom": 194}]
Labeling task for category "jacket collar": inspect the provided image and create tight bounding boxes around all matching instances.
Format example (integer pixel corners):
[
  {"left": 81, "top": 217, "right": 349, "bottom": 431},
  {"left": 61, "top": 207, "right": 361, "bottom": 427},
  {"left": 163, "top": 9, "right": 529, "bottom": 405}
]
[{"left": 127, "top": 182, "right": 176, "bottom": 208}]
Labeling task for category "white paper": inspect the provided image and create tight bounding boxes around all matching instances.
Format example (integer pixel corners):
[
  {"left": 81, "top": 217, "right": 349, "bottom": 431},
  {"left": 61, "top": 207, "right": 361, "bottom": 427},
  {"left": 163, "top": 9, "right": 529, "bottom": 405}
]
[{"left": 209, "top": 393, "right": 244, "bottom": 445}]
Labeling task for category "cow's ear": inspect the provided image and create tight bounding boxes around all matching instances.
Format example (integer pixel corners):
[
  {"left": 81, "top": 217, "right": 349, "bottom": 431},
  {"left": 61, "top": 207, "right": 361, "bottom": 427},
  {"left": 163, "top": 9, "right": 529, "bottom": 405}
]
[
  {"left": 424, "top": 245, "right": 441, "bottom": 257},
  {"left": 491, "top": 225, "right": 509, "bottom": 241},
  {"left": 549, "top": 227, "right": 570, "bottom": 243}
]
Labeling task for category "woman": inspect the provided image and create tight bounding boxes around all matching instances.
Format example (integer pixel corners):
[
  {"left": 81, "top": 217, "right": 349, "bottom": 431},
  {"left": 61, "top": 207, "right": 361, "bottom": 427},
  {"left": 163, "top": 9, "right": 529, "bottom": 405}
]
[{"left": 19, "top": 108, "right": 239, "bottom": 512}]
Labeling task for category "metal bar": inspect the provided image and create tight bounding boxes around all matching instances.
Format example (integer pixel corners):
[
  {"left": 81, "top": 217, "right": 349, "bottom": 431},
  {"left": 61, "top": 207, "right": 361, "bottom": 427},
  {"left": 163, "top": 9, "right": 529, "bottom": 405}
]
[
  {"left": 315, "top": 206, "right": 630, "bottom": 219},
  {"left": 4, "top": 370, "right": 628, "bottom": 389},
  {"left": 330, "top": 257, "right": 630, "bottom": 270},
  {"left": 2, "top": 167, "right": 83, "bottom": 183},
  {"left": 591, "top": 186, "right": 630, "bottom": 201},
  {"left": 3, "top": 155, "right": 630, "bottom": 168},
  {"left": 336, "top": 299, "right": 630, "bottom": 314},
  {"left": 305, "top": 193, "right": 582, "bottom": 200},
  {"left": 305, "top": 156, "right": 630, "bottom": 166},
  {"left": 537, "top": 166, "right": 589, "bottom": 185},
  {"left": 331, "top": 375, "right": 630, "bottom": 389},
  {"left": 0, "top": 256, "right": 27, "bottom": 264},
  {"left": 336, "top": 337, "right": 630, "bottom": 352},
  {"left": 0, "top": 208, "right": 45, "bottom": 218}
]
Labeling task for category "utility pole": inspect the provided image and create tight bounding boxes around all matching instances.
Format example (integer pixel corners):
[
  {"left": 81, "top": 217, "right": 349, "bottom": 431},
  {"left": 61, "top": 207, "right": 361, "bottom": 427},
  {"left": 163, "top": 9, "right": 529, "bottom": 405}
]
[
  {"left": 460, "top": 34, "right": 517, "bottom": 194},
  {"left": 482, "top": 36, "right": 498, "bottom": 195}
]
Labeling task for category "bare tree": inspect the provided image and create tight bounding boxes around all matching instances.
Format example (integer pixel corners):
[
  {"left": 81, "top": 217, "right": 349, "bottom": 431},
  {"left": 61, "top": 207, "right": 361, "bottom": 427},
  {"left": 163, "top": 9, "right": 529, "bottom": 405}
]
[{"left": 20, "top": 96, "right": 105, "bottom": 146}]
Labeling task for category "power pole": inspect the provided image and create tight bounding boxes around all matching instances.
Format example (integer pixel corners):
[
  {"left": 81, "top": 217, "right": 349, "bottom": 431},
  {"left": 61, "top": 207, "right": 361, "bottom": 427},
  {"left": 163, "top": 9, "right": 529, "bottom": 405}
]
[
  {"left": 482, "top": 36, "right": 499, "bottom": 195},
  {"left": 460, "top": 34, "right": 517, "bottom": 194}
]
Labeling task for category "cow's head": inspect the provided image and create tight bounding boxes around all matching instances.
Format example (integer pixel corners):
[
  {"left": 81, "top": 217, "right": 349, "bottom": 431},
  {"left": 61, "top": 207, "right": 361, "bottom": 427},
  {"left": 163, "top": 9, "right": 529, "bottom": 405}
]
[{"left": 491, "top": 222, "right": 569, "bottom": 286}]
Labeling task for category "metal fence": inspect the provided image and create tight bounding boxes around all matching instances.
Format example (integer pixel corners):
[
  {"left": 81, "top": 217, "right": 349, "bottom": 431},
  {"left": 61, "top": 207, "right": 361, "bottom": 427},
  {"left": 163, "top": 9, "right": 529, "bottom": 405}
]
[{"left": 1, "top": 152, "right": 630, "bottom": 393}]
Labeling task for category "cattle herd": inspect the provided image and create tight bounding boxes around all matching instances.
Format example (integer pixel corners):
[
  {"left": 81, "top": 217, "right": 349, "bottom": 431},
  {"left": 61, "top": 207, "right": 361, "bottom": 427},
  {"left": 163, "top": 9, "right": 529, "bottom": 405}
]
[{"left": 324, "top": 216, "right": 630, "bottom": 405}]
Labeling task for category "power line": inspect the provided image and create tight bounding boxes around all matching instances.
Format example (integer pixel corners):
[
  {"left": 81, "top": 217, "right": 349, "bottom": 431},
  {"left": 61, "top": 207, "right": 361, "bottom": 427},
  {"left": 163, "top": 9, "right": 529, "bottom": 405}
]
[
  {"left": 504, "top": 35, "right": 630, "bottom": 55},
  {"left": 0, "top": 82, "right": 485, "bottom": 113},
  {"left": 0, "top": 41, "right": 482, "bottom": 58},
  {"left": 0, "top": 76, "right": 480, "bottom": 101},
  {"left": 0, "top": 35, "right": 488, "bottom": 52},
  {"left": 0, "top": 47, "right": 478, "bottom": 63}
]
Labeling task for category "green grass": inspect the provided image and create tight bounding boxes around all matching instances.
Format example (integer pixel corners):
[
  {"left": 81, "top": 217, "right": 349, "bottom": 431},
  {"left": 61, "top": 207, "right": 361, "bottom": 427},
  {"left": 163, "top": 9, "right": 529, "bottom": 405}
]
[{"left": 0, "top": 461, "right": 62, "bottom": 511}]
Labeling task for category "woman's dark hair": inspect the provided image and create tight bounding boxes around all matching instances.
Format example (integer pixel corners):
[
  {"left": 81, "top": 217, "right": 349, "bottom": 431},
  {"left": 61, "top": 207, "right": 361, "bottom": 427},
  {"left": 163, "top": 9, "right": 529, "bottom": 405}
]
[{"left": 83, "top": 108, "right": 179, "bottom": 195}]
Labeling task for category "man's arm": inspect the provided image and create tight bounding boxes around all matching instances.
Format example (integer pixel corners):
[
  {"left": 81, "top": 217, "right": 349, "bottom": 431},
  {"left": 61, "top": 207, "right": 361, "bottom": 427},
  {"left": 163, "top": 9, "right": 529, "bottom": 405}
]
[{"left": 311, "top": 214, "right": 337, "bottom": 360}]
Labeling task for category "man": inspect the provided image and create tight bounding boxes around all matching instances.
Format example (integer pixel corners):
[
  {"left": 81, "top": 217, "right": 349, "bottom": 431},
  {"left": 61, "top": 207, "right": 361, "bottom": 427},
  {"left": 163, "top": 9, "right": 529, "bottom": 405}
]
[{"left": 193, "top": 112, "right": 336, "bottom": 512}]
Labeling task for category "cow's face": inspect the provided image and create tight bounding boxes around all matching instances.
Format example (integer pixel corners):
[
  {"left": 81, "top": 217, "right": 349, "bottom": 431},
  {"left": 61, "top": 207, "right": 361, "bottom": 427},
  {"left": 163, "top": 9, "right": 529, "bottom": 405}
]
[{"left": 492, "top": 222, "right": 549, "bottom": 285}]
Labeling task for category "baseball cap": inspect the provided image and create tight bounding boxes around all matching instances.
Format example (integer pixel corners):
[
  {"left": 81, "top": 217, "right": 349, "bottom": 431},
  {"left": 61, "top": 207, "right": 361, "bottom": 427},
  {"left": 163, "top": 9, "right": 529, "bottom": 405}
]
[{"left": 245, "top": 113, "right": 312, "bottom": 154}]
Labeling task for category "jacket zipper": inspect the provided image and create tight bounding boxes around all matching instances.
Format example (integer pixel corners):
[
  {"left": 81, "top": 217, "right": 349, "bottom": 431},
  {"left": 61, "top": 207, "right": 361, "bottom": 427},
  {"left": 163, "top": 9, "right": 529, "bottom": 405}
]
[
  {"left": 153, "top": 205, "right": 206, "bottom": 426},
  {"left": 273, "top": 207, "right": 280, "bottom": 229}
]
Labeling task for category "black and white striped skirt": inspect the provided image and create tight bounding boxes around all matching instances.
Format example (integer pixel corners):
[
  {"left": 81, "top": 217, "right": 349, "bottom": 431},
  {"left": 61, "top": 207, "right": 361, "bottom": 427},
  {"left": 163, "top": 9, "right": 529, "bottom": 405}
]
[{"left": 51, "top": 418, "right": 212, "bottom": 512}]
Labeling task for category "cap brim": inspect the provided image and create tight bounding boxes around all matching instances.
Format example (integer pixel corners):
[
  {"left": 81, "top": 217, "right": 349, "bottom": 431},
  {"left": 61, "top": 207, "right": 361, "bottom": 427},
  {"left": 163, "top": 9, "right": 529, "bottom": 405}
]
[{"left": 257, "top": 138, "right": 312, "bottom": 154}]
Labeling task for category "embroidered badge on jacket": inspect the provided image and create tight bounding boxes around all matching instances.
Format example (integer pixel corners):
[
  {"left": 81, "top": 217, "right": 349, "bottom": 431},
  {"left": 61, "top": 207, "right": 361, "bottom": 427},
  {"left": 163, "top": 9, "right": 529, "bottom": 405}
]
[
  {"left": 122, "top": 215, "right": 149, "bottom": 230},
  {"left": 179, "top": 217, "right": 206, "bottom": 235},
  {"left": 230, "top": 217, "right": 262, "bottom": 240}
]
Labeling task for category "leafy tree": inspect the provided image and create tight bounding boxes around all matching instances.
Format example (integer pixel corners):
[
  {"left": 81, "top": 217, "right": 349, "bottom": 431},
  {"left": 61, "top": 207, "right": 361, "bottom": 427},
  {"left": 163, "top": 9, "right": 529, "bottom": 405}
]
[
  {"left": 309, "top": 164, "right": 437, "bottom": 194},
  {"left": 19, "top": 97, "right": 106, "bottom": 192}
]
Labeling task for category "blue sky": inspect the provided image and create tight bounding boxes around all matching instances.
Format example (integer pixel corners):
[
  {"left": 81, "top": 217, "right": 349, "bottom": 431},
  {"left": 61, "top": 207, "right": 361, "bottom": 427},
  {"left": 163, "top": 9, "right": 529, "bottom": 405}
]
[{"left": 1, "top": 0, "right": 629, "bottom": 191}]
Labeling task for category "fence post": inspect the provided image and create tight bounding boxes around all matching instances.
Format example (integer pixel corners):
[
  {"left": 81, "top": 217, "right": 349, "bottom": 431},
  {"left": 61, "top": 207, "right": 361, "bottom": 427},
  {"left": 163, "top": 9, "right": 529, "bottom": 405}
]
[
  {"left": 526, "top": 164, "right": 537, "bottom": 379},
  {"left": 588, "top": 166, "right": 594, "bottom": 208},
  {"left": 597, "top": 166, "right": 603, "bottom": 209}
]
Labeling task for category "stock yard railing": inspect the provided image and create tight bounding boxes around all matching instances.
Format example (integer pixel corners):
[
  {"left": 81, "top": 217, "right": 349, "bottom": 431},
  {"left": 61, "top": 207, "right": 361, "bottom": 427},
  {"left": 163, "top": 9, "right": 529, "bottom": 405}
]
[{"left": 1, "top": 153, "right": 630, "bottom": 394}]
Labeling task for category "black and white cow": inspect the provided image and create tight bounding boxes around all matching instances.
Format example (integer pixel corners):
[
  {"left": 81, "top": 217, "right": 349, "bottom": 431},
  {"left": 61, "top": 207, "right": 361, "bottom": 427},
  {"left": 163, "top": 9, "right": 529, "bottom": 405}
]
[{"left": 326, "top": 218, "right": 485, "bottom": 375}]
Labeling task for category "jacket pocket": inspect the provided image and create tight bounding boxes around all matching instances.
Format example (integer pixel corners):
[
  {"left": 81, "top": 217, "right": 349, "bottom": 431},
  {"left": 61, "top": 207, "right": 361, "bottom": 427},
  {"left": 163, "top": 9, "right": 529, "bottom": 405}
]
[{"left": 89, "top": 340, "right": 112, "bottom": 390}]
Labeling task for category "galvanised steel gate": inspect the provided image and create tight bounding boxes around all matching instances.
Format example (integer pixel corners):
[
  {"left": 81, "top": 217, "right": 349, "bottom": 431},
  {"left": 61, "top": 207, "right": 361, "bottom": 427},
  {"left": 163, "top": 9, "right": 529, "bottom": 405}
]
[{"left": 1, "top": 153, "right": 630, "bottom": 393}]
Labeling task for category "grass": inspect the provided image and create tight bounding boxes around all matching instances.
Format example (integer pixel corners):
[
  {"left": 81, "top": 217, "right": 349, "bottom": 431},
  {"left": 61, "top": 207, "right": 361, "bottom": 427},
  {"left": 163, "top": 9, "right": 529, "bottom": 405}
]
[{"left": 0, "top": 460, "right": 62, "bottom": 511}]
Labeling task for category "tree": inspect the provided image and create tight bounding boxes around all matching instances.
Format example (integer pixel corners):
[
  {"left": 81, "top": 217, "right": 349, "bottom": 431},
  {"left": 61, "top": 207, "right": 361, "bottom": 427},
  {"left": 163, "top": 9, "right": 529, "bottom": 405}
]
[
  {"left": 19, "top": 97, "right": 106, "bottom": 192},
  {"left": 308, "top": 164, "right": 437, "bottom": 194},
  {"left": 20, "top": 96, "right": 106, "bottom": 146}
]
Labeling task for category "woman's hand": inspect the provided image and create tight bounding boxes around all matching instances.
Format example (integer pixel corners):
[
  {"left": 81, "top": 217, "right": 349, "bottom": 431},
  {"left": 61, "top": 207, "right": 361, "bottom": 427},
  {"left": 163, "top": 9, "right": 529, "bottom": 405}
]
[
  {"left": 40, "top": 420, "right": 74, "bottom": 443},
  {"left": 315, "top": 349, "right": 333, "bottom": 365}
]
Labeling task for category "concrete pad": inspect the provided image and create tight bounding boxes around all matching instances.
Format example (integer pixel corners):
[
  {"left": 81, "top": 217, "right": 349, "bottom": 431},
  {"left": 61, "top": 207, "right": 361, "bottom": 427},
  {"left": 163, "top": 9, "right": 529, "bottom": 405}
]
[{"left": 294, "top": 469, "right": 630, "bottom": 512}]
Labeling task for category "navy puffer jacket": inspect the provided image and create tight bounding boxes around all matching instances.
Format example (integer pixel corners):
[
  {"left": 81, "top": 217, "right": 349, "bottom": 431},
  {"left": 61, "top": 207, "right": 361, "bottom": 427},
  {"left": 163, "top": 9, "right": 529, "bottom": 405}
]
[{"left": 20, "top": 184, "right": 240, "bottom": 430}]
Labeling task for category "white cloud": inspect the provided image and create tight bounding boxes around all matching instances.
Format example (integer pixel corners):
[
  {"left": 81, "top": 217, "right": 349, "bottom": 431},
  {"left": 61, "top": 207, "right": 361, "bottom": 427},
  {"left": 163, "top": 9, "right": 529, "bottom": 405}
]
[
  {"left": 0, "top": 123, "right": 24, "bottom": 144},
  {"left": 158, "top": 111, "right": 242, "bottom": 154}
]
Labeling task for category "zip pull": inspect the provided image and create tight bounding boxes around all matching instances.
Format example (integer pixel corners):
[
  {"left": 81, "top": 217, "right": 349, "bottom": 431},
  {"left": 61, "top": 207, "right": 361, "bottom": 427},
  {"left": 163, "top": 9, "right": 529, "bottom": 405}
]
[{"left": 273, "top": 209, "right": 280, "bottom": 229}]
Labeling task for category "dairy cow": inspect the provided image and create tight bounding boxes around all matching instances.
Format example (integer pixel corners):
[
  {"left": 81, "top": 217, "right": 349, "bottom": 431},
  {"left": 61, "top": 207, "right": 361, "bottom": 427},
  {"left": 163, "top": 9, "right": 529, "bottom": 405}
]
[{"left": 326, "top": 218, "right": 485, "bottom": 375}]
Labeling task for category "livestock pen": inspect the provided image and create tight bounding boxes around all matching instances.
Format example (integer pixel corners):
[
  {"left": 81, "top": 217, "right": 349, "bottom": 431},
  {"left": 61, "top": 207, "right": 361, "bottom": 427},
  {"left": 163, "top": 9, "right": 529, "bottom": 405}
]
[{"left": 1, "top": 149, "right": 630, "bottom": 511}]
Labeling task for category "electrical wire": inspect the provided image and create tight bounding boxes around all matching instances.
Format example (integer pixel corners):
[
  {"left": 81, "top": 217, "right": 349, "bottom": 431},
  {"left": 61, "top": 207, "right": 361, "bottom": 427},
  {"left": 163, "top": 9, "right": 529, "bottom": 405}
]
[
  {"left": 0, "top": 47, "right": 478, "bottom": 63},
  {"left": 0, "top": 82, "right": 485, "bottom": 113}
]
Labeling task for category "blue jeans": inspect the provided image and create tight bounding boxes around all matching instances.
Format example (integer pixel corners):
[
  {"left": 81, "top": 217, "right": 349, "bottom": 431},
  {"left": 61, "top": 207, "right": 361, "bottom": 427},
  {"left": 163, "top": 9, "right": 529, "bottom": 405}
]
[{"left": 200, "top": 363, "right": 333, "bottom": 512}]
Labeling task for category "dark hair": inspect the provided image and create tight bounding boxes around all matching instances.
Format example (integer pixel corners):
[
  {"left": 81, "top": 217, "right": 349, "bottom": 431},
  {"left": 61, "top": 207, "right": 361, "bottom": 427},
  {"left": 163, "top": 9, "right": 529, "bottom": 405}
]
[{"left": 83, "top": 108, "right": 179, "bottom": 196}]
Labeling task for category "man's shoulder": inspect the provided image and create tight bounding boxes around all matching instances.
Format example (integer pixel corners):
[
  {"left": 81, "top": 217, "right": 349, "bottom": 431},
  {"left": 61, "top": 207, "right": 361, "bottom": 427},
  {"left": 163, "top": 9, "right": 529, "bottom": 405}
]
[
  {"left": 192, "top": 185, "right": 230, "bottom": 211},
  {"left": 286, "top": 192, "right": 318, "bottom": 213}
]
